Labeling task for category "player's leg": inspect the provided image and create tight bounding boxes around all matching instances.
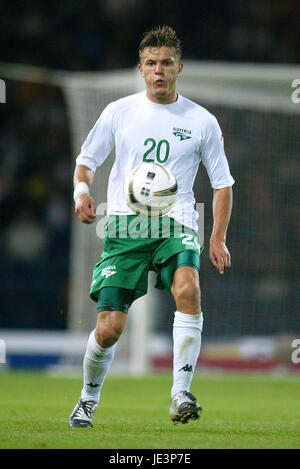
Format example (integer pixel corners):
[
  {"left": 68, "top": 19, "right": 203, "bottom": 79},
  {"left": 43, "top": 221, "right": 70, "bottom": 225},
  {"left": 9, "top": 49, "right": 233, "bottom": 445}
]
[
  {"left": 81, "top": 309, "right": 127, "bottom": 403},
  {"left": 69, "top": 217, "right": 151, "bottom": 427},
  {"left": 157, "top": 249, "right": 203, "bottom": 424},
  {"left": 171, "top": 264, "right": 201, "bottom": 314},
  {"left": 69, "top": 288, "right": 130, "bottom": 428},
  {"left": 169, "top": 265, "right": 203, "bottom": 423}
]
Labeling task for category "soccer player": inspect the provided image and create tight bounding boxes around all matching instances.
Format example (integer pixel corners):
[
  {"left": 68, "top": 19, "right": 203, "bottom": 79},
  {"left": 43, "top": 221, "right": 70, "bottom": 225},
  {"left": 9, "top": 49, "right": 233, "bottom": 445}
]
[{"left": 69, "top": 26, "right": 234, "bottom": 428}]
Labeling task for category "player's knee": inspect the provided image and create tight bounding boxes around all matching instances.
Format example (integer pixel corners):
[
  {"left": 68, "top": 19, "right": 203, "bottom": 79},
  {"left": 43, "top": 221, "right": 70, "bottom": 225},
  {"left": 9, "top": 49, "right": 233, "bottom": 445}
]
[
  {"left": 173, "top": 281, "right": 201, "bottom": 310},
  {"left": 95, "top": 311, "right": 125, "bottom": 348},
  {"left": 95, "top": 324, "right": 121, "bottom": 348}
]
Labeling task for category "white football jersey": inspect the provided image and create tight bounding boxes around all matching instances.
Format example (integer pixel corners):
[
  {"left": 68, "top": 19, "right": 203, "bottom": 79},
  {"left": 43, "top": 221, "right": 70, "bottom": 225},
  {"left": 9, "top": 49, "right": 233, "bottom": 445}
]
[{"left": 76, "top": 91, "right": 234, "bottom": 231}]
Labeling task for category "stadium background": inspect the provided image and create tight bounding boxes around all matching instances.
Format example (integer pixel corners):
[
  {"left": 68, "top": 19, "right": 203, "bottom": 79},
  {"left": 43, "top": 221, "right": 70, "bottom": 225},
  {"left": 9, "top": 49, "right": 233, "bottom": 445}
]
[{"left": 0, "top": 0, "right": 300, "bottom": 371}]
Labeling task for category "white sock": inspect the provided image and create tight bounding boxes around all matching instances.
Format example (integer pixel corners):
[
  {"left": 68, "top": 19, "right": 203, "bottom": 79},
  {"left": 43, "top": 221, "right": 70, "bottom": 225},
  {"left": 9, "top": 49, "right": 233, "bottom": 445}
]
[
  {"left": 171, "top": 310, "right": 203, "bottom": 398},
  {"left": 80, "top": 329, "right": 116, "bottom": 403}
]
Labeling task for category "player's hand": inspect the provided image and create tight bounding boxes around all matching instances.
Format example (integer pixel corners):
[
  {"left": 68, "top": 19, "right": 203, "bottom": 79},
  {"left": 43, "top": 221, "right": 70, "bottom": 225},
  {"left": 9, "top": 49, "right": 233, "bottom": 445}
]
[
  {"left": 209, "top": 236, "right": 231, "bottom": 275},
  {"left": 75, "top": 193, "right": 96, "bottom": 224}
]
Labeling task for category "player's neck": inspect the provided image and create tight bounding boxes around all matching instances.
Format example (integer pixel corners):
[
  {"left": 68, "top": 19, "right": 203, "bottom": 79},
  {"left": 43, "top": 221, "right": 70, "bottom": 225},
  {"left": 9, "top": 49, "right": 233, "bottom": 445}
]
[{"left": 145, "top": 89, "right": 178, "bottom": 105}]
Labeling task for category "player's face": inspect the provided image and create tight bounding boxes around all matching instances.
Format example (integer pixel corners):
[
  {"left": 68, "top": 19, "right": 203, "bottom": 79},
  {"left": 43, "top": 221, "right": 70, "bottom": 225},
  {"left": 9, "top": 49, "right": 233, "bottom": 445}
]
[{"left": 139, "top": 46, "right": 183, "bottom": 104}]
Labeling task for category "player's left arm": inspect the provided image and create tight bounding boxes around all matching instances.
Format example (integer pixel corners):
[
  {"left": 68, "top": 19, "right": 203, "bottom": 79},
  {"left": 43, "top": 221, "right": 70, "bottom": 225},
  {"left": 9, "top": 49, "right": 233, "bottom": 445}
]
[{"left": 209, "top": 185, "right": 233, "bottom": 275}]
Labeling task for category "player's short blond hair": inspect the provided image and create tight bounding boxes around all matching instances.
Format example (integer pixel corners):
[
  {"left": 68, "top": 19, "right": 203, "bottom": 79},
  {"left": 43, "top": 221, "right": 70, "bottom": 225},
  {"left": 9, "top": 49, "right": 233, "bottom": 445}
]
[{"left": 139, "top": 26, "right": 182, "bottom": 62}]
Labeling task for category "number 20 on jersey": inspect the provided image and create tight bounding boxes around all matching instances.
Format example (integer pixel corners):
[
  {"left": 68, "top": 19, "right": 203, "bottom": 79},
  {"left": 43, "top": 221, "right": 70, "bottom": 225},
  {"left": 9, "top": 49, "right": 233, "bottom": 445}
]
[{"left": 143, "top": 138, "right": 170, "bottom": 163}]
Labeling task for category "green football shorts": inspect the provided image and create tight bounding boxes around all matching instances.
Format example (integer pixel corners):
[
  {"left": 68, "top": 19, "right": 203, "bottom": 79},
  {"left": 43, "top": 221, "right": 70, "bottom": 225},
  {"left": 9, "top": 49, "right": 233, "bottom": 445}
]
[{"left": 90, "top": 215, "right": 203, "bottom": 312}]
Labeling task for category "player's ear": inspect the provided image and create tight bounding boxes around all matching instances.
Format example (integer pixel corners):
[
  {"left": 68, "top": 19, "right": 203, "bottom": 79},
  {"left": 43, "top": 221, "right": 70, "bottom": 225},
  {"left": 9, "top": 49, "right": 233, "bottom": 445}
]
[
  {"left": 178, "top": 63, "right": 183, "bottom": 75},
  {"left": 138, "top": 63, "right": 144, "bottom": 78}
]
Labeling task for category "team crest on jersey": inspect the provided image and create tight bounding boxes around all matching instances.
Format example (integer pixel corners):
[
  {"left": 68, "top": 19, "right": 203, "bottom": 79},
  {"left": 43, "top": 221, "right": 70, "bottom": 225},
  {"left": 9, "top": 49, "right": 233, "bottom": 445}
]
[{"left": 172, "top": 127, "right": 192, "bottom": 141}]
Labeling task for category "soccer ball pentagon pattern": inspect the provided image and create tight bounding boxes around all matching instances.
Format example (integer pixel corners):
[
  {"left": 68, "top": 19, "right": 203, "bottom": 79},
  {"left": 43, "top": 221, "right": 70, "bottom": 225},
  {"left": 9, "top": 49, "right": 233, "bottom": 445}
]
[{"left": 124, "top": 163, "right": 178, "bottom": 217}]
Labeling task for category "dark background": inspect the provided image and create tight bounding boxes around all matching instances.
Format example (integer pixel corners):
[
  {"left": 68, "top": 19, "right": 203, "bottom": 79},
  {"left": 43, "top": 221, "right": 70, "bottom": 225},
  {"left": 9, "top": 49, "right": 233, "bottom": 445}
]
[
  {"left": 0, "top": 0, "right": 299, "bottom": 335},
  {"left": 2, "top": 0, "right": 300, "bottom": 69}
]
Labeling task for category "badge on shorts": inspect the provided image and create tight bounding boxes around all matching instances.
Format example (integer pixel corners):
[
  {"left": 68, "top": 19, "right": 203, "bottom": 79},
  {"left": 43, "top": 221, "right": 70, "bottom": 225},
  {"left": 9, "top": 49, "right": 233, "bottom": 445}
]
[{"left": 101, "top": 266, "right": 117, "bottom": 278}]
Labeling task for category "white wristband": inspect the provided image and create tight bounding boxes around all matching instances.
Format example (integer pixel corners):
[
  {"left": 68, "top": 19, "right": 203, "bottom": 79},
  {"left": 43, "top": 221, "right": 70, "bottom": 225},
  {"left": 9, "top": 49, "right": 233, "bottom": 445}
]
[{"left": 74, "top": 182, "right": 89, "bottom": 201}]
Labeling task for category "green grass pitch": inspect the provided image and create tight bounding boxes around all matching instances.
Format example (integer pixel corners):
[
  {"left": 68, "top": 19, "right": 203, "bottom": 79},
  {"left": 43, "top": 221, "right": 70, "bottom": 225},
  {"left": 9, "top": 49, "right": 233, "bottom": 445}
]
[{"left": 0, "top": 370, "right": 299, "bottom": 449}]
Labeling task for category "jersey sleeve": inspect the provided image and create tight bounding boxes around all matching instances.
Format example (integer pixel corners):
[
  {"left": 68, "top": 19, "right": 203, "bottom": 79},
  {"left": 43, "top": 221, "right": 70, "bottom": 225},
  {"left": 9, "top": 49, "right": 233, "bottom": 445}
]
[
  {"left": 201, "top": 115, "right": 235, "bottom": 189},
  {"left": 75, "top": 103, "right": 115, "bottom": 171}
]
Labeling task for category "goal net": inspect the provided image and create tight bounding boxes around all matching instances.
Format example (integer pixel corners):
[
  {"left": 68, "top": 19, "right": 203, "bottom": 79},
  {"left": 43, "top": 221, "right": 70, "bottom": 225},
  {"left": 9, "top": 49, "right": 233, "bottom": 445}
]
[
  {"left": 61, "top": 61, "right": 300, "bottom": 372},
  {"left": 1, "top": 60, "right": 299, "bottom": 373}
]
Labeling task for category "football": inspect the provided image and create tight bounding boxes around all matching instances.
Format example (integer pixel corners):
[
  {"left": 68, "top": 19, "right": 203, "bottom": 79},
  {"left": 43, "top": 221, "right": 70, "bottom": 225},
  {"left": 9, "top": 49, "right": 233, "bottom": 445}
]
[{"left": 124, "top": 163, "right": 178, "bottom": 217}]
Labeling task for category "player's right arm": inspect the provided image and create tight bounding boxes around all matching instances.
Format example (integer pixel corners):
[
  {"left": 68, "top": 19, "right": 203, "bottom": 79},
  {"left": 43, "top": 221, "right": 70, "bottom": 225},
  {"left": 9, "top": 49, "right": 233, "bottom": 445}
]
[{"left": 73, "top": 164, "right": 96, "bottom": 224}]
